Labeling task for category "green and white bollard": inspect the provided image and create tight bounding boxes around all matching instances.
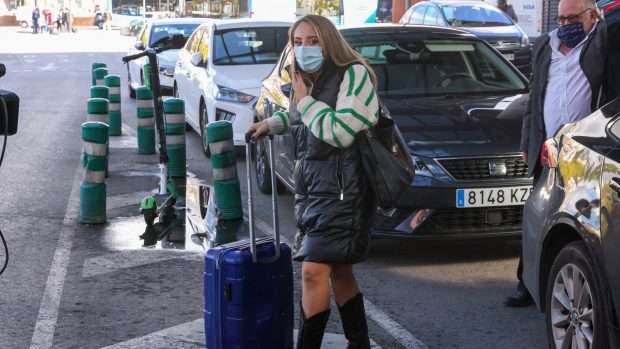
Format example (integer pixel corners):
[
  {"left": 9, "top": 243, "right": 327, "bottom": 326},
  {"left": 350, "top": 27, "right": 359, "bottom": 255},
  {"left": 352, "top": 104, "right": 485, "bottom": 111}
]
[
  {"left": 87, "top": 98, "right": 110, "bottom": 177},
  {"left": 207, "top": 121, "right": 242, "bottom": 220},
  {"left": 93, "top": 67, "right": 108, "bottom": 86},
  {"left": 80, "top": 122, "right": 108, "bottom": 224},
  {"left": 91, "top": 63, "right": 106, "bottom": 86},
  {"left": 143, "top": 63, "right": 151, "bottom": 90},
  {"left": 164, "top": 99, "right": 186, "bottom": 178},
  {"left": 136, "top": 86, "right": 156, "bottom": 154},
  {"left": 90, "top": 85, "right": 109, "bottom": 100},
  {"left": 104, "top": 75, "right": 122, "bottom": 136}
]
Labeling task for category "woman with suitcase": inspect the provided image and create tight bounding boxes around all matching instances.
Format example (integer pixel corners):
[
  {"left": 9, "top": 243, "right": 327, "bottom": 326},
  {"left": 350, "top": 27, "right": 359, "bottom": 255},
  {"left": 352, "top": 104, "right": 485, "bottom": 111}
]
[{"left": 246, "top": 14, "right": 380, "bottom": 349}]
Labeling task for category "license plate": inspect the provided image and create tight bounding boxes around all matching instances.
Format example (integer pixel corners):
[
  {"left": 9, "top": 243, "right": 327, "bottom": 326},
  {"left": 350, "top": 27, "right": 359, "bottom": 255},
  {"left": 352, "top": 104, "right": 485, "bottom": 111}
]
[
  {"left": 503, "top": 53, "right": 515, "bottom": 61},
  {"left": 456, "top": 186, "right": 532, "bottom": 208}
]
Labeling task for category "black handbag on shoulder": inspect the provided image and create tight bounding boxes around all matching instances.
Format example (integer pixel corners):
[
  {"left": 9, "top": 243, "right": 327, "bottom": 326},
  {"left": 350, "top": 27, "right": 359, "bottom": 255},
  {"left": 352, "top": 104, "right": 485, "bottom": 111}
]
[{"left": 358, "top": 102, "right": 415, "bottom": 209}]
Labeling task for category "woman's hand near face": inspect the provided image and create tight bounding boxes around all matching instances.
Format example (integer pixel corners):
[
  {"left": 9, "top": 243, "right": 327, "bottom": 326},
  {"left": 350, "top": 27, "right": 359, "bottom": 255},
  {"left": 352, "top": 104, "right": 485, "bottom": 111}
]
[
  {"left": 246, "top": 120, "right": 270, "bottom": 141},
  {"left": 292, "top": 70, "right": 308, "bottom": 100}
]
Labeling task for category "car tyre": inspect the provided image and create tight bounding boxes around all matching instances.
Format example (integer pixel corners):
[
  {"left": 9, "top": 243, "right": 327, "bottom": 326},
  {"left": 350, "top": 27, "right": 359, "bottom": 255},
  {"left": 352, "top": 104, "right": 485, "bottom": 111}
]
[
  {"left": 200, "top": 101, "right": 211, "bottom": 158},
  {"left": 127, "top": 66, "right": 136, "bottom": 99},
  {"left": 545, "top": 241, "right": 609, "bottom": 349},
  {"left": 255, "top": 138, "right": 285, "bottom": 194}
]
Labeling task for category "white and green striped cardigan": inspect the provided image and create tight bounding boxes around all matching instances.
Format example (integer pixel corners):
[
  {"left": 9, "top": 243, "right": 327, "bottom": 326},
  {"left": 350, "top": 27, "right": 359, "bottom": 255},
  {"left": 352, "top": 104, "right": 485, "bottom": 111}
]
[{"left": 265, "top": 64, "right": 379, "bottom": 148}]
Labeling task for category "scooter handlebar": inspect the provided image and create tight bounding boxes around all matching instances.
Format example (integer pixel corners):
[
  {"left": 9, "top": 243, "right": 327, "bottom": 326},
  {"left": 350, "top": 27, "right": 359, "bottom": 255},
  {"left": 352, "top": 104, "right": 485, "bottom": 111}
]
[{"left": 122, "top": 51, "right": 148, "bottom": 63}]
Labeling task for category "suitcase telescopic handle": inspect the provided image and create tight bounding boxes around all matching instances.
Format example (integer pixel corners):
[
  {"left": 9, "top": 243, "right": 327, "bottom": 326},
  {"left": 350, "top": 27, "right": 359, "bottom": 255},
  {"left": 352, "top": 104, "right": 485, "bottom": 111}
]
[{"left": 245, "top": 133, "right": 281, "bottom": 263}]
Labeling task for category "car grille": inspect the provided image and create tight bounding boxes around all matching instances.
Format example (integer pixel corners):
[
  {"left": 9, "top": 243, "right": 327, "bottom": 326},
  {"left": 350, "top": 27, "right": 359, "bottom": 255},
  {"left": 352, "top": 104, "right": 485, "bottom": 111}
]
[
  {"left": 437, "top": 156, "right": 528, "bottom": 181},
  {"left": 417, "top": 206, "right": 523, "bottom": 235},
  {"left": 372, "top": 206, "right": 524, "bottom": 237}
]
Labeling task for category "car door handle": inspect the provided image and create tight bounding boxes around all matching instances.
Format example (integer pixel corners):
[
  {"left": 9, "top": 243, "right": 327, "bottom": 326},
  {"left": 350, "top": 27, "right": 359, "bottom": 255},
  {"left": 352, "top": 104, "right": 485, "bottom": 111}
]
[{"left": 609, "top": 177, "right": 620, "bottom": 194}]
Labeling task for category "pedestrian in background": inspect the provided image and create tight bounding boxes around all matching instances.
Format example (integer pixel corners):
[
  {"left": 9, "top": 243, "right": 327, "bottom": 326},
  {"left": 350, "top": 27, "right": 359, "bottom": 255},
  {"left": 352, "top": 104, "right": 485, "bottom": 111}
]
[
  {"left": 246, "top": 14, "right": 379, "bottom": 349},
  {"left": 31, "top": 7, "right": 40, "bottom": 34},
  {"left": 61, "top": 8, "right": 68, "bottom": 33},
  {"left": 506, "top": 0, "right": 606, "bottom": 307},
  {"left": 103, "top": 10, "right": 112, "bottom": 30},
  {"left": 497, "top": 0, "right": 519, "bottom": 22}
]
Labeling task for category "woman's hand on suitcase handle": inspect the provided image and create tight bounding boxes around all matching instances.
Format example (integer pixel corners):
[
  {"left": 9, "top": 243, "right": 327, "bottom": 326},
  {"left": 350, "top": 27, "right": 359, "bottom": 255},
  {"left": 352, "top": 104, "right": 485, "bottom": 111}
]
[{"left": 246, "top": 120, "right": 270, "bottom": 142}]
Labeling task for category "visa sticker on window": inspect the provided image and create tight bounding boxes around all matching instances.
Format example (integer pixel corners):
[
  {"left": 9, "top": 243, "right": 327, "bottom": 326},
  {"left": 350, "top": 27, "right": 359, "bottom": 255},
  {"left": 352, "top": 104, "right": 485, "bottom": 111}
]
[{"left": 241, "top": 40, "right": 264, "bottom": 48}]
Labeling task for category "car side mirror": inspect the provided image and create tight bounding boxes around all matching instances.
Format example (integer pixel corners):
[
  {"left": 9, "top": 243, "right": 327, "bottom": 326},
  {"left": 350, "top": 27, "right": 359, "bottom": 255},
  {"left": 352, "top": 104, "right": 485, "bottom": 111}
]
[
  {"left": 280, "top": 83, "right": 291, "bottom": 97},
  {"left": 134, "top": 41, "right": 145, "bottom": 51},
  {"left": 190, "top": 52, "right": 204, "bottom": 66}
]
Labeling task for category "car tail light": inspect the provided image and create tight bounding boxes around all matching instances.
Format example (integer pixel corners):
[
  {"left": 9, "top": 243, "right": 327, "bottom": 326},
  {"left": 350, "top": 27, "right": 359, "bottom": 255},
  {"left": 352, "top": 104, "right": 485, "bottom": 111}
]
[
  {"left": 540, "top": 139, "right": 558, "bottom": 168},
  {"left": 602, "top": 0, "right": 620, "bottom": 13}
]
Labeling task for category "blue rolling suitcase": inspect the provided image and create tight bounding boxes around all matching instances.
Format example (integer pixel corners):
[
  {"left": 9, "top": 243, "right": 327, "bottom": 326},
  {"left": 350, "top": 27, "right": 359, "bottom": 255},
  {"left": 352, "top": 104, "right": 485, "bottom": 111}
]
[{"left": 204, "top": 136, "right": 294, "bottom": 349}]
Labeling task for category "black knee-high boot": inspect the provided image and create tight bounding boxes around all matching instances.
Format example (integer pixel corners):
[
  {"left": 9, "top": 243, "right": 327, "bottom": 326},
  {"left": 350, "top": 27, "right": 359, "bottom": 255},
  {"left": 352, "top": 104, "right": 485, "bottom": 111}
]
[
  {"left": 337, "top": 293, "right": 371, "bottom": 349},
  {"left": 296, "top": 304, "right": 331, "bottom": 349}
]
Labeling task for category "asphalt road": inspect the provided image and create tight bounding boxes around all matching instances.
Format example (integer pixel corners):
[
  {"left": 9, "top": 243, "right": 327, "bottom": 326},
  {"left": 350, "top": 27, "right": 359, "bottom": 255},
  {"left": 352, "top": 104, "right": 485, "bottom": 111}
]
[{"left": 0, "top": 26, "right": 547, "bottom": 349}]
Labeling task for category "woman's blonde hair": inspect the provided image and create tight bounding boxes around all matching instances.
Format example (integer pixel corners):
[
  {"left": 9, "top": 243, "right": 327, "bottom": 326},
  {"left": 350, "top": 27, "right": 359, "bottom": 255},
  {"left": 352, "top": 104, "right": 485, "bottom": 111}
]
[{"left": 289, "top": 14, "right": 377, "bottom": 88}]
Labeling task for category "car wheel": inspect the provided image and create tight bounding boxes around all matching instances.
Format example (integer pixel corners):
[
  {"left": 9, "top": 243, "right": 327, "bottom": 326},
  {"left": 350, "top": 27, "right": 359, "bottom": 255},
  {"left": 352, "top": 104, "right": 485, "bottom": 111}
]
[
  {"left": 200, "top": 102, "right": 211, "bottom": 158},
  {"left": 545, "top": 241, "right": 609, "bottom": 349},
  {"left": 127, "top": 65, "right": 136, "bottom": 99},
  {"left": 255, "top": 138, "right": 285, "bottom": 194},
  {"left": 20, "top": 21, "right": 28, "bottom": 28}
]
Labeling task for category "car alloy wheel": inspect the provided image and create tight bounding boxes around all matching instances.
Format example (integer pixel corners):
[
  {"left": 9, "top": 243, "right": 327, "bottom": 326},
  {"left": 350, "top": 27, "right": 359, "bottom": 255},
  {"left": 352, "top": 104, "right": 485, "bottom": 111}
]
[
  {"left": 200, "top": 102, "right": 211, "bottom": 158},
  {"left": 255, "top": 138, "right": 284, "bottom": 194},
  {"left": 545, "top": 241, "right": 608, "bottom": 349}
]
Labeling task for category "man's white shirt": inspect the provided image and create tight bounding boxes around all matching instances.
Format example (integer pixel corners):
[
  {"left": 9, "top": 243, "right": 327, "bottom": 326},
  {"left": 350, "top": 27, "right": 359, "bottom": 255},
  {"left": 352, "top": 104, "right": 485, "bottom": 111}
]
[{"left": 543, "top": 21, "right": 598, "bottom": 139}]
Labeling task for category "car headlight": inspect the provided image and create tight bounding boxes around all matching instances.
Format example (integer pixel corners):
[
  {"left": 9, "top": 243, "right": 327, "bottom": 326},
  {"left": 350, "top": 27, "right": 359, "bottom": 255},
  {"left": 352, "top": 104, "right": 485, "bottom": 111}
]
[
  {"left": 412, "top": 155, "right": 433, "bottom": 177},
  {"left": 159, "top": 65, "right": 175, "bottom": 77},
  {"left": 521, "top": 35, "right": 530, "bottom": 48},
  {"left": 216, "top": 86, "right": 254, "bottom": 103}
]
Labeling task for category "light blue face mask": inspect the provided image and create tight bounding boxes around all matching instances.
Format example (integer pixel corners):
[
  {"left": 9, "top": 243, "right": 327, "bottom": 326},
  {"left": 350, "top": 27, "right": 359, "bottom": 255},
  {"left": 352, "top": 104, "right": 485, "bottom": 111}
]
[{"left": 294, "top": 46, "right": 324, "bottom": 73}]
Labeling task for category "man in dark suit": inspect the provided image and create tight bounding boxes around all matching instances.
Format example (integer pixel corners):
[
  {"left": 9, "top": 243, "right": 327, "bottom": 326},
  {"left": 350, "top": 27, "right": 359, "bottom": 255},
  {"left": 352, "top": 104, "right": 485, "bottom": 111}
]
[{"left": 505, "top": 0, "right": 607, "bottom": 307}]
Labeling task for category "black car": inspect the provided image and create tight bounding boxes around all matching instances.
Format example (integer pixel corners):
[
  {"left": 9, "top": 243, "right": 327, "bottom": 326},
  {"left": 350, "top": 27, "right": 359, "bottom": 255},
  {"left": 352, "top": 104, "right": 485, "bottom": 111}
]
[
  {"left": 521, "top": 4, "right": 620, "bottom": 348},
  {"left": 254, "top": 24, "right": 532, "bottom": 240},
  {"left": 399, "top": 0, "right": 532, "bottom": 75}
]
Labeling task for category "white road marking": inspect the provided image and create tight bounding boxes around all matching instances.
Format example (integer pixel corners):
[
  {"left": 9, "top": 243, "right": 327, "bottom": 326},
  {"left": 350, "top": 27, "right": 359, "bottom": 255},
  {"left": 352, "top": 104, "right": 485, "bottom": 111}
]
[
  {"left": 121, "top": 122, "right": 137, "bottom": 137},
  {"left": 364, "top": 298, "right": 428, "bottom": 349},
  {"left": 82, "top": 250, "right": 201, "bottom": 278},
  {"left": 30, "top": 164, "right": 82, "bottom": 349},
  {"left": 99, "top": 318, "right": 382, "bottom": 349},
  {"left": 37, "top": 63, "right": 57, "bottom": 71}
]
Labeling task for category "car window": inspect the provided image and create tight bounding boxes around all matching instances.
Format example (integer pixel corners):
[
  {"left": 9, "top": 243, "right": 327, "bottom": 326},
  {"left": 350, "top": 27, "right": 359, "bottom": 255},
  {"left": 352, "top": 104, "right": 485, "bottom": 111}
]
[
  {"left": 353, "top": 38, "right": 527, "bottom": 97},
  {"left": 424, "top": 6, "right": 441, "bottom": 25},
  {"left": 139, "top": 23, "right": 151, "bottom": 46},
  {"left": 149, "top": 23, "right": 201, "bottom": 48},
  {"left": 186, "top": 27, "right": 205, "bottom": 53},
  {"left": 442, "top": 4, "right": 513, "bottom": 27},
  {"left": 399, "top": 7, "right": 415, "bottom": 23},
  {"left": 212, "top": 26, "right": 289, "bottom": 65},
  {"left": 198, "top": 27, "right": 210, "bottom": 63},
  {"left": 409, "top": 6, "right": 427, "bottom": 24}
]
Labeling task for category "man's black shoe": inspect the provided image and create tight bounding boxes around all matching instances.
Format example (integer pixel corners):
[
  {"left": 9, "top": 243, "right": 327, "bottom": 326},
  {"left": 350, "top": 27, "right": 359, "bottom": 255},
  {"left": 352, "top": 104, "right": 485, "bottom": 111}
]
[{"left": 504, "top": 281, "right": 534, "bottom": 307}]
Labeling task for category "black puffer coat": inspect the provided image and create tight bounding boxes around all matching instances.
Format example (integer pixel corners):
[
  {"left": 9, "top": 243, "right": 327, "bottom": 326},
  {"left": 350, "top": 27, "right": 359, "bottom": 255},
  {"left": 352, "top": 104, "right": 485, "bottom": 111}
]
[{"left": 291, "top": 60, "right": 376, "bottom": 264}]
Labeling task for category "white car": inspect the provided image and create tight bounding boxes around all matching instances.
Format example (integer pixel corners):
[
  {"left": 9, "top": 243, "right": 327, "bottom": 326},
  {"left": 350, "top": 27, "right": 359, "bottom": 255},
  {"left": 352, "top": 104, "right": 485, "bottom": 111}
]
[
  {"left": 174, "top": 19, "right": 292, "bottom": 156},
  {"left": 126, "top": 18, "right": 208, "bottom": 98}
]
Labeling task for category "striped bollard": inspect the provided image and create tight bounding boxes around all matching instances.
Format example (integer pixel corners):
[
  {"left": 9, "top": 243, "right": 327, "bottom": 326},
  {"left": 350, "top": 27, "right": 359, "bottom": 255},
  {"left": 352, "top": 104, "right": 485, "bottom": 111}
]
[
  {"left": 91, "top": 62, "right": 106, "bottom": 86},
  {"left": 93, "top": 67, "right": 108, "bottom": 86},
  {"left": 80, "top": 122, "right": 108, "bottom": 224},
  {"left": 164, "top": 99, "right": 186, "bottom": 178},
  {"left": 207, "top": 121, "right": 242, "bottom": 220},
  {"left": 136, "top": 86, "right": 156, "bottom": 154},
  {"left": 90, "top": 85, "right": 109, "bottom": 100},
  {"left": 143, "top": 63, "right": 151, "bottom": 90},
  {"left": 87, "top": 98, "right": 110, "bottom": 177},
  {"left": 104, "top": 75, "right": 122, "bottom": 136}
]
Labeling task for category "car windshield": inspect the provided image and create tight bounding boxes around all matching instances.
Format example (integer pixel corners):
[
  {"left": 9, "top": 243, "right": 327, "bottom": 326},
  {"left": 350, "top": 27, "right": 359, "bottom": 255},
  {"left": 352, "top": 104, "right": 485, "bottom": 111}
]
[
  {"left": 212, "top": 27, "right": 289, "bottom": 65},
  {"left": 441, "top": 5, "right": 513, "bottom": 27},
  {"left": 352, "top": 38, "right": 527, "bottom": 98},
  {"left": 150, "top": 24, "right": 200, "bottom": 48}
]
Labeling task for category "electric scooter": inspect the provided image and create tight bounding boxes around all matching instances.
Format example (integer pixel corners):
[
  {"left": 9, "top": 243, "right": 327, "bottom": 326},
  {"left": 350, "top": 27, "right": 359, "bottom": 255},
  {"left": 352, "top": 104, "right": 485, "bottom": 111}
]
[{"left": 122, "top": 37, "right": 185, "bottom": 247}]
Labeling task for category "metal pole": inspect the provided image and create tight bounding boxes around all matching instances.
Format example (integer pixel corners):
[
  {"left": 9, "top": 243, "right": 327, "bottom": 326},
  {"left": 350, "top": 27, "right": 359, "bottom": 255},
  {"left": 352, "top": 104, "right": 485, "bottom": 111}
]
[
  {"left": 268, "top": 135, "right": 280, "bottom": 257},
  {"left": 245, "top": 141, "right": 257, "bottom": 263}
]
